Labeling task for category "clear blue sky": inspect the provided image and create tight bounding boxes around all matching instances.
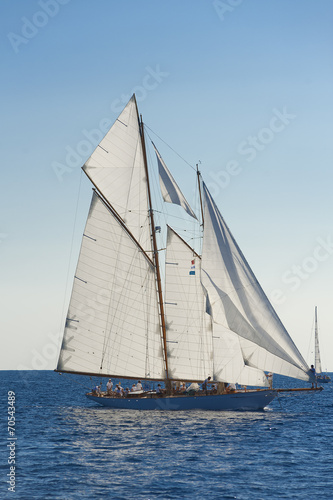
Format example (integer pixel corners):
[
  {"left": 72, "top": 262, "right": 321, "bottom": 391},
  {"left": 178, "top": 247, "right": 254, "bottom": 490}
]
[{"left": 1, "top": 0, "right": 333, "bottom": 371}]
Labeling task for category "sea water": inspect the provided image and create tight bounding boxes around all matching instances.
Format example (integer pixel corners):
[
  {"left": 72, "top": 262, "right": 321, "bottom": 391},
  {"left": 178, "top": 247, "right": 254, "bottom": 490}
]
[{"left": 1, "top": 370, "right": 333, "bottom": 499}]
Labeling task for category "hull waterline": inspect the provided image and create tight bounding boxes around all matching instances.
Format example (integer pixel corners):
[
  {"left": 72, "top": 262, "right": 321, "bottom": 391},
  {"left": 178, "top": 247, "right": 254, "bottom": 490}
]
[{"left": 86, "top": 390, "right": 276, "bottom": 411}]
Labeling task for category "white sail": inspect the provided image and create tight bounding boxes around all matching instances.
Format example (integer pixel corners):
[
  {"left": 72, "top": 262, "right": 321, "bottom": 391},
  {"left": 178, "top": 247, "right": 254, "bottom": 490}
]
[
  {"left": 314, "top": 306, "right": 322, "bottom": 374},
  {"left": 153, "top": 142, "right": 197, "bottom": 219},
  {"left": 57, "top": 192, "right": 164, "bottom": 379},
  {"left": 164, "top": 226, "right": 268, "bottom": 386},
  {"left": 201, "top": 182, "right": 311, "bottom": 382},
  {"left": 164, "top": 226, "right": 212, "bottom": 380},
  {"left": 56, "top": 94, "right": 315, "bottom": 403},
  {"left": 212, "top": 324, "right": 269, "bottom": 386},
  {"left": 82, "top": 95, "right": 151, "bottom": 250}
]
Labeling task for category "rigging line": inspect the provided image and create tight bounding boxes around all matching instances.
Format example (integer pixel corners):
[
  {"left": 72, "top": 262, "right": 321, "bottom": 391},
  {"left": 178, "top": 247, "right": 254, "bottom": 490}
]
[{"left": 144, "top": 124, "right": 196, "bottom": 172}]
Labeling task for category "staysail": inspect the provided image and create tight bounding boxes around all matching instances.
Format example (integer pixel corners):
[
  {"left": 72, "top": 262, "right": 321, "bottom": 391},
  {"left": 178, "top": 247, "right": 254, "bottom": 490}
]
[
  {"left": 57, "top": 192, "right": 164, "bottom": 379},
  {"left": 201, "top": 182, "right": 311, "bottom": 382},
  {"left": 164, "top": 226, "right": 212, "bottom": 381}
]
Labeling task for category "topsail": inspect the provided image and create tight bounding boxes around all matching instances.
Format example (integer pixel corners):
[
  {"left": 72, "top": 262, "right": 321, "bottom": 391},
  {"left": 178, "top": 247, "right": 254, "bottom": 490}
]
[{"left": 153, "top": 142, "right": 197, "bottom": 220}]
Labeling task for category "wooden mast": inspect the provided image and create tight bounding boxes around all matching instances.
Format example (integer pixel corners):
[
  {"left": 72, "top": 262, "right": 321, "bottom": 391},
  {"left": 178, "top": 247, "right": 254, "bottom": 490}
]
[{"left": 138, "top": 107, "right": 169, "bottom": 384}]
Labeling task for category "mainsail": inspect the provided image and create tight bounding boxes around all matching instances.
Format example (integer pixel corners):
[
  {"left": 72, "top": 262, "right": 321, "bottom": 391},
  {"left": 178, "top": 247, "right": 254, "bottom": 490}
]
[{"left": 57, "top": 192, "right": 164, "bottom": 379}]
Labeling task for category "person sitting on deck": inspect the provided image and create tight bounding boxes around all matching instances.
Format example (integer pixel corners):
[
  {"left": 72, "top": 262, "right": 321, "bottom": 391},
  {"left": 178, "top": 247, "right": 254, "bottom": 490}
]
[
  {"left": 115, "top": 384, "right": 123, "bottom": 396},
  {"left": 136, "top": 380, "right": 143, "bottom": 391},
  {"left": 226, "top": 383, "right": 236, "bottom": 392},
  {"left": 211, "top": 383, "right": 217, "bottom": 394},
  {"left": 92, "top": 385, "right": 100, "bottom": 396}
]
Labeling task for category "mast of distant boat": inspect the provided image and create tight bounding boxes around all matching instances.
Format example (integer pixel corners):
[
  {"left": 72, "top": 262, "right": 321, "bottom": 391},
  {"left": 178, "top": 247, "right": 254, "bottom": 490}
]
[{"left": 314, "top": 305, "right": 321, "bottom": 374}]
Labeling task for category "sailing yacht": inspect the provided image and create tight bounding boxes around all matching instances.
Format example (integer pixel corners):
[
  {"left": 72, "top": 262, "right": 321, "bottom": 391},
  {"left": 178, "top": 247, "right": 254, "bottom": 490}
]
[
  {"left": 55, "top": 94, "right": 319, "bottom": 410},
  {"left": 314, "top": 307, "right": 331, "bottom": 383}
]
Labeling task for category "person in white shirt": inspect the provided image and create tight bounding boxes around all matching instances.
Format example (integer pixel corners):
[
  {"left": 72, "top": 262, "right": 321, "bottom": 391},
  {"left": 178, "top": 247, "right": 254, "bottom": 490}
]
[
  {"left": 106, "top": 379, "right": 113, "bottom": 395},
  {"left": 156, "top": 384, "right": 163, "bottom": 394},
  {"left": 266, "top": 372, "right": 273, "bottom": 389},
  {"left": 116, "top": 383, "right": 123, "bottom": 396}
]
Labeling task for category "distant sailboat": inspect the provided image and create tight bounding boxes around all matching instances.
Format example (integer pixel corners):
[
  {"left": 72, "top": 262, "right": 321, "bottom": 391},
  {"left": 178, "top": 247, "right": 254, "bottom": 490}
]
[
  {"left": 55, "top": 95, "right": 321, "bottom": 410},
  {"left": 314, "top": 307, "right": 331, "bottom": 384}
]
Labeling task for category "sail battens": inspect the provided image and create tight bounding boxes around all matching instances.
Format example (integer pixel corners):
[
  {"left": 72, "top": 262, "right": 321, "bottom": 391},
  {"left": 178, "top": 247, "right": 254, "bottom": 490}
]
[
  {"left": 74, "top": 276, "right": 87, "bottom": 284},
  {"left": 116, "top": 119, "right": 128, "bottom": 127},
  {"left": 83, "top": 234, "right": 97, "bottom": 241}
]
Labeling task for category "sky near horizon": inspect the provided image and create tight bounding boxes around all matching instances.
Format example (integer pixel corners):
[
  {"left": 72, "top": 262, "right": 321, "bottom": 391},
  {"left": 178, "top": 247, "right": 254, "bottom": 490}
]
[{"left": 1, "top": 0, "right": 333, "bottom": 372}]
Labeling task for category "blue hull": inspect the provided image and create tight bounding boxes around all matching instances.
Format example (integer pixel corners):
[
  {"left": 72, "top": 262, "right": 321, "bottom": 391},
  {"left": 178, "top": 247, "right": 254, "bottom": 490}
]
[
  {"left": 86, "top": 390, "right": 276, "bottom": 411},
  {"left": 317, "top": 377, "right": 331, "bottom": 383}
]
